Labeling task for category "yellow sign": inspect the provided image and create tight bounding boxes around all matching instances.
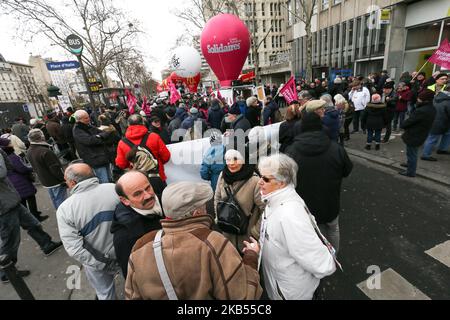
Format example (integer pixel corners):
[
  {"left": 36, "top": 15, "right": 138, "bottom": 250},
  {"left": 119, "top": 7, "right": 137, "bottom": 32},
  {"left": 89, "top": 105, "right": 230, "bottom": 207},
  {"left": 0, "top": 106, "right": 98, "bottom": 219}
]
[
  {"left": 447, "top": 7, "right": 450, "bottom": 17},
  {"left": 380, "top": 9, "right": 391, "bottom": 24}
]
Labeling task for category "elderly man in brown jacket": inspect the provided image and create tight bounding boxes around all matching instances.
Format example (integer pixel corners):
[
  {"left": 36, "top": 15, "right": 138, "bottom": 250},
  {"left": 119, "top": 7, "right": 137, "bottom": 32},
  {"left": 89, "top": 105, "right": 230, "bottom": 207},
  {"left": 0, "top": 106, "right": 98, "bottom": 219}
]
[{"left": 125, "top": 181, "right": 262, "bottom": 300}]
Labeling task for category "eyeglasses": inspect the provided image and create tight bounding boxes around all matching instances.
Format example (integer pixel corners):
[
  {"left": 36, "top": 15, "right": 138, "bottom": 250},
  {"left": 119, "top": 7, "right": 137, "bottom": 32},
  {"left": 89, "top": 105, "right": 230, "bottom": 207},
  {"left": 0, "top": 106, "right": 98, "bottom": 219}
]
[{"left": 259, "top": 175, "right": 276, "bottom": 183}]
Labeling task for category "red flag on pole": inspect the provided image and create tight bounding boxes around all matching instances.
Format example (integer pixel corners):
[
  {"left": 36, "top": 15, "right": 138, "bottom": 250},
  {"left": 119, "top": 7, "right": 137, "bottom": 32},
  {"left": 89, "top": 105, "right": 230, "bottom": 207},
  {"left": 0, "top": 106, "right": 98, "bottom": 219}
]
[
  {"left": 125, "top": 89, "right": 137, "bottom": 114},
  {"left": 428, "top": 39, "right": 450, "bottom": 71},
  {"left": 279, "top": 76, "right": 298, "bottom": 104},
  {"left": 142, "top": 96, "right": 151, "bottom": 116},
  {"left": 169, "top": 81, "right": 181, "bottom": 105}
]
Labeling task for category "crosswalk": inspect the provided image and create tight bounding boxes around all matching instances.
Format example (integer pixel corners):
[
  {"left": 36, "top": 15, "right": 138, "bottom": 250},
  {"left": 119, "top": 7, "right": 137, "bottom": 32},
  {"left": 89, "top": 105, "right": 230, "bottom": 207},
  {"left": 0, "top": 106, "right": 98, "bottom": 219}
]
[{"left": 356, "top": 240, "right": 450, "bottom": 300}]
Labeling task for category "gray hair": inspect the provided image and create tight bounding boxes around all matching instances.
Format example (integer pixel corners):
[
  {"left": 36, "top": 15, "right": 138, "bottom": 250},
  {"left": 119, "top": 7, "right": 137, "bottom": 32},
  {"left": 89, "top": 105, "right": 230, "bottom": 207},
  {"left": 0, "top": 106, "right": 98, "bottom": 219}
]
[
  {"left": 65, "top": 164, "right": 95, "bottom": 184},
  {"left": 320, "top": 94, "right": 334, "bottom": 107},
  {"left": 28, "top": 129, "right": 45, "bottom": 143},
  {"left": 258, "top": 154, "right": 298, "bottom": 187},
  {"left": 128, "top": 114, "right": 144, "bottom": 126},
  {"left": 299, "top": 90, "right": 313, "bottom": 100},
  {"left": 73, "top": 110, "right": 88, "bottom": 122}
]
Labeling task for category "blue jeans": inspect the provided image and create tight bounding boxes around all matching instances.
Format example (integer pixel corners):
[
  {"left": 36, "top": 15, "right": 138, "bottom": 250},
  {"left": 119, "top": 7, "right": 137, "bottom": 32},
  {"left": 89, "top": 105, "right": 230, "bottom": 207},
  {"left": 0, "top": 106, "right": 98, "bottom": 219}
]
[
  {"left": 367, "top": 129, "right": 382, "bottom": 144},
  {"left": 406, "top": 145, "right": 419, "bottom": 176},
  {"left": 94, "top": 166, "right": 111, "bottom": 184},
  {"left": 422, "top": 129, "right": 450, "bottom": 157},
  {"left": 393, "top": 111, "right": 406, "bottom": 131},
  {"left": 47, "top": 185, "right": 67, "bottom": 210},
  {"left": 0, "top": 205, "right": 52, "bottom": 277}
]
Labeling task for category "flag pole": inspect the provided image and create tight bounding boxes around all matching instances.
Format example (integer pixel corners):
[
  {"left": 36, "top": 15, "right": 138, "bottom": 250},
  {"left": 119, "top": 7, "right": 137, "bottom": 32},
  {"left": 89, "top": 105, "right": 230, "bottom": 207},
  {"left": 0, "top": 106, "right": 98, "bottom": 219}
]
[{"left": 412, "top": 60, "right": 430, "bottom": 81}]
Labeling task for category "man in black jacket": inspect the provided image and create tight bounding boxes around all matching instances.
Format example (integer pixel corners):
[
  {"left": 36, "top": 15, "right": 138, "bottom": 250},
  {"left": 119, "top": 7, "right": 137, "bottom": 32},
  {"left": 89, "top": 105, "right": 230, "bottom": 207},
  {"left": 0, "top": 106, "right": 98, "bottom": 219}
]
[
  {"left": 285, "top": 112, "right": 353, "bottom": 253},
  {"left": 111, "top": 171, "right": 162, "bottom": 277},
  {"left": 245, "top": 96, "right": 262, "bottom": 128},
  {"left": 381, "top": 82, "right": 398, "bottom": 143},
  {"left": 399, "top": 89, "right": 437, "bottom": 177},
  {"left": 26, "top": 129, "right": 67, "bottom": 210},
  {"left": 73, "top": 110, "right": 112, "bottom": 183}
]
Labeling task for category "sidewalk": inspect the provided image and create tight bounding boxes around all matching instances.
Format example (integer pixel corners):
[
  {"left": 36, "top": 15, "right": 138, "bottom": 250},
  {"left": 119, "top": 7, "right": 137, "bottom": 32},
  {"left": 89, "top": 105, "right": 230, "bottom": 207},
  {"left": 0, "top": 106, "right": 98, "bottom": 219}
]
[{"left": 344, "top": 131, "right": 450, "bottom": 187}]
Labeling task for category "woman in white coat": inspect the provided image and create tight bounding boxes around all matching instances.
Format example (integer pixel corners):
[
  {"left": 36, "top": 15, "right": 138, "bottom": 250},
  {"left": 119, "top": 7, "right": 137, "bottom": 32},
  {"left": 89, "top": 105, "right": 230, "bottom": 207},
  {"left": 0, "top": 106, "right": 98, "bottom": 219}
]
[{"left": 243, "top": 153, "right": 336, "bottom": 300}]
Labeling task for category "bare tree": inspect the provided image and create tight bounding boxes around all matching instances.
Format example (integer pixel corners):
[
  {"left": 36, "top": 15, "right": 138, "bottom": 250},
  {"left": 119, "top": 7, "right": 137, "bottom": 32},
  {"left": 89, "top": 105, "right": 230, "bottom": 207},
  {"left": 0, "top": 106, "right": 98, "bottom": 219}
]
[
  {"left": 282, "top": 0, "right": 317, "bottom": 82},
  {"left": 0, "top": 0, "right": 142, "bottom": 87}
]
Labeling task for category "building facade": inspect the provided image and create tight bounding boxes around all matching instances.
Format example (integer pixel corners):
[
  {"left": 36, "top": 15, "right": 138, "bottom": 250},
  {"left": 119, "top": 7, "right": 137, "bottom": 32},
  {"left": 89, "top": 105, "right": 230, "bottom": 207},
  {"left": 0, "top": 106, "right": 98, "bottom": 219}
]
[{"left": 289, "top": 0, "right": 450, "bottom": 82}]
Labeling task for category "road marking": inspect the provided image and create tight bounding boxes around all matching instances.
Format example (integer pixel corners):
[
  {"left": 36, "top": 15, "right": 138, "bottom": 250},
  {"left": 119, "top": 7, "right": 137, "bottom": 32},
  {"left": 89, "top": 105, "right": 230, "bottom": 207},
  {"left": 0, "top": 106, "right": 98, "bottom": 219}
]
[
  {"left": 425, "top": 241, "right": 450, "bottom": 268},
  {"left": 357, "top": 268, "right": 431, "bottom": 300}
]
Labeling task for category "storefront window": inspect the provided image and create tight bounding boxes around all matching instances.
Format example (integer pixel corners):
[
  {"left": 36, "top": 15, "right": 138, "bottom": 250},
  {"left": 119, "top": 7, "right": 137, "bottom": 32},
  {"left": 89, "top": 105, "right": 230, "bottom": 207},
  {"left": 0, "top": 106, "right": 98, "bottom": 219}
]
[
  {"left": 406, "top": 21, "right": 441, "bottom": 50},
  {"left": 442, "top": 19, "right": 450, "bottom": 44}
]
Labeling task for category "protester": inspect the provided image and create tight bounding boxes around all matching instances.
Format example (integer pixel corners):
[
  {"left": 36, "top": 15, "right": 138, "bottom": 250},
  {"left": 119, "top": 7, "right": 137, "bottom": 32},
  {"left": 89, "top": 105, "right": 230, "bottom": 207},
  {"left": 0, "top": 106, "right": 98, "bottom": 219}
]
[
  {"left": 263, "top": 96, "right": 281, "bottom": 125},
  {"left": 349, "top": 80, "right": 371, "bottom": 134},
  {"left": 421, "top": 90, "right": 450, "bottom": 161},
  {"left": 200, "top": 132, "right": 225, "bottom": 191},
  {"left": 245, "top": 96, "right": 262, "bottom": 128},
  {"left": 11, "top": 118, "right": 30, "bottom": 145},
  {"left": 393, "top": 82, "right": 412, "bottom": 132},
  {"left": 0, "top": 128, "right": 27, "bottom": 157},
  {"left": 124, "top": 181, "right": 263, "bottom": 300},
  {"left": 0, "top": 138, "right": 47, "bottom": 222},
  {"left": 427, "top": 73, "right": 448, "bottom": 94},
  {"left": 57, "top": 163, "right": 120, "bottom": 300},
  {"left": 214, "top": 149, "right": 265, "bottom": 251},
  {"left": 399, "top": 89, "right": 437, "bottom": 177},
  {"left": 0, "top": 149, "right": 62, "bottom": 283},
  {"left": 72, "top": 110, "right": 113, "bottom": 183},
  {"left": 381, "top": 82, "right": 398, "bottom": 143},
  {"left": 361, "top": 94, "right": 388, "bottom": 151},
  {"left": 334, "top": 94, "right": 352, "bottom": 144},
  {"left": 207, "top": 99, "right": 226, "bottom": 130},
  {"left": 111, "top": 171, "right": 163, "bottom": 277},
  {"left": 254, "top": 154, "right": 337, "bottom": 300},
  {"left": 279, "top": 100, "right": 302, "bottom": 153},
  {"left": 26, "top": 129, "right": 67, "bottom": 210},
  {"left": 286, "top": 112, "right": 353, "bottom": 252},
  {"left": 148, "top": 116, "right": 171, "bottom": 145},
  {"left": 321, "top": 94, "right": 340, "bottom": 142}
]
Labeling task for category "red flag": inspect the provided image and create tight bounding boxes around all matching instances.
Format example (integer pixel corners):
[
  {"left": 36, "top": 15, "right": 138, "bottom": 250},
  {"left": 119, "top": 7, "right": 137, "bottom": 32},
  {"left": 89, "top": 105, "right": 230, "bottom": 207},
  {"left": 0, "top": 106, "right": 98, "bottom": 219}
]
[
  {"left": 156, "top": 83, "right": 163, "bottom": 93},
  {"left": 279, "top": 76, "right": 298, "bottom": 104},
  {"left": 217, "top": 89, "right": 223, "bottom": 101},
  {"left": 125, "top": 89, "right": 137, "bottom": 114},
  {"left": 428, "top": 39, "right": 450, "bottom": 71},
  {"left": 142, "top": 96, "right": 151, "bottom": 116},
  {"left": 169, "top": 81, "right": 181, "bottom": 105}
]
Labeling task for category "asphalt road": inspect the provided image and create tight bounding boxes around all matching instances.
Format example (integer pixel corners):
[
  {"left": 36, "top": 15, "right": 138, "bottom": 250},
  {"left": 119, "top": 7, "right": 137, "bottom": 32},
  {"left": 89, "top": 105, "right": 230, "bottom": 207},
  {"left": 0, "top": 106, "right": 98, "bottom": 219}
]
[{"left": 321, "top": 157, "right": 450, "bottom": 300}]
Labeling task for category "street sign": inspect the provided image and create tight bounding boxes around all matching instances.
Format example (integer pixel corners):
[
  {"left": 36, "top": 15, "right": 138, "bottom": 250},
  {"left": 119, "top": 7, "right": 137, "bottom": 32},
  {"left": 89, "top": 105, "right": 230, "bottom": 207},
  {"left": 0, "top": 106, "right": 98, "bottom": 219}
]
[
  {"left": 380, "top": 9, "right": 391, "bottom": 24},
  {"left": 46, "top": 61, "right": 80, "bottom": 71},
  {"left": 66, "top": 34, "right": 83, "bottom": 55},
  {"left": 87, "top": 77, "right": 103, "bottom": 92},
  {"left": 22, "top": 105, "right": 29, "bottom": 113}
]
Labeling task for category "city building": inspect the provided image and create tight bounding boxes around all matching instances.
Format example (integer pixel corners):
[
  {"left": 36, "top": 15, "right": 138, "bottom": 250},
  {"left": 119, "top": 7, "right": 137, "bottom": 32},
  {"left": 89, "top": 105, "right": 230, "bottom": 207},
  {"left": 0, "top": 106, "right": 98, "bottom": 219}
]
[{"left": 288, "top": 0, "right": 450, "bottom": 82}]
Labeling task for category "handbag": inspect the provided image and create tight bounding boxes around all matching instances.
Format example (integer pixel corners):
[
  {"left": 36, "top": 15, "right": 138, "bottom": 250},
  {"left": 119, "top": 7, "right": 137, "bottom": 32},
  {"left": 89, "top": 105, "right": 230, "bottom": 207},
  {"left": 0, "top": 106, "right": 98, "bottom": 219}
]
[{"left": 216, "top": 182, "right": 249, "bottom": 235}]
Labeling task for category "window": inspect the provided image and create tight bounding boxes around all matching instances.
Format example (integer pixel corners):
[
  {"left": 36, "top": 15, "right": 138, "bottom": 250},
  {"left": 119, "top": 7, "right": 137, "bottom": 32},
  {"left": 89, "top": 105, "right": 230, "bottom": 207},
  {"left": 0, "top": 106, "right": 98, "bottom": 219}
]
[
  {"left": 278, "top": 3, "right": 281, "bottom": 16},
  {"left": 270, "top": 3, "right": 273, "bottom": 16},
  {"left": 348, "top": 20, "right": 354, "bottom": 47},
  {"left": 442, "top": 19, "right": 450, "bottom": 46},
  {"left": 334, "top": 0, "right": 342, "bottom": 4},
  {"left": 262, "top": 3, "right": 265, "bottom": 16},
  {"left": 406, "top": 21, "right": 441, "bottom": 50},
  {"left": 322, "top": 0, "right": 329, "bottom": 10},
  {"left": 264, "top": 39, "right": 267, "bottom": 49},
  {"left": 263, "top": 20, "right": 266, "bottom": 32}
]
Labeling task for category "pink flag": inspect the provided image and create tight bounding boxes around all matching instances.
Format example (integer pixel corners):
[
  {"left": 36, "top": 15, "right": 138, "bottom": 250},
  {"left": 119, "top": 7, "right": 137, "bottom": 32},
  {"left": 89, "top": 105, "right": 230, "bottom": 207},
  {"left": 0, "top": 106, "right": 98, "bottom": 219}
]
[
  {"left": 279, "top": 76, "right": 298, "bottom": 104},
  {"left": 125, "top": 89, "right": 137, "bottom": 114},
  {"left": 142, "top": 96, "right": 151, "bottom": 116},
  {"left": 217, "top": 90, "right": 223, "bottom": 101},
  {"left": 169, "top": 81, "right": 181, "bottom": 105},
  {"left": 428, "top": 39, "right": 450, "bottom": 71}
]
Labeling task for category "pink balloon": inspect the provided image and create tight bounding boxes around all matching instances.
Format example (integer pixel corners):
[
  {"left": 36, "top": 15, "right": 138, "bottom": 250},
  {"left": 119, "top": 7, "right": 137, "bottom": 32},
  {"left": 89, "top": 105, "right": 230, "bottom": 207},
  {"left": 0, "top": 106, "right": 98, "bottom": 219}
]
[{"left": 201, "top": 14, "right": 251, "bottom": 88}]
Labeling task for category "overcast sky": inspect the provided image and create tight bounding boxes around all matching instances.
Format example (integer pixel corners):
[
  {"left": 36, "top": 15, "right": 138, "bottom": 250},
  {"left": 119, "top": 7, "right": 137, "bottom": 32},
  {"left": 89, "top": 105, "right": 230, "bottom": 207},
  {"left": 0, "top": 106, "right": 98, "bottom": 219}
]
[{"left": 0, "top": 0, "right": 192, "bottom": 81}]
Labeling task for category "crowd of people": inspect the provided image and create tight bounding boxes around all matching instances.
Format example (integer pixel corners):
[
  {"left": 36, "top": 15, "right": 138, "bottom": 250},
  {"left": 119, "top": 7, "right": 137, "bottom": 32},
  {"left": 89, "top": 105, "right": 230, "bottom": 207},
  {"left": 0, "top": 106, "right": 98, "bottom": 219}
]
[{"left": 0, "top": 68, "right": 449, "bottom": 300}]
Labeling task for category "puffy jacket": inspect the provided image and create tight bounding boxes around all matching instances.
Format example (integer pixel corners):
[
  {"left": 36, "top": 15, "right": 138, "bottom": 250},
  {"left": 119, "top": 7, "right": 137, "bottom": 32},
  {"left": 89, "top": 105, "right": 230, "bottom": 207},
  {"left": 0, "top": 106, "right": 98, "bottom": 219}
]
[
  {"left": 0, "top": 150, "right": 21, "bottom": 215},
  {"left": 125, "top": 215, "right": 262, "bottom": 300},
  {"left": 200, "top": 144, "right": 225, "bottom": 191},
  {"left": 429, "top": 92, "right": 450, "bottom": 135},
  {"left": 73, "top": 123, "right": 111, "bottom": 168},
  {"left": 110, "top": 202, "right": 162, "bottom": 277},
  {"left": 401, "top": 102, "right": 436, "bottom": 147},
  {"left": 115, "top": 125, "right": 171, "bottom": 181},
  {"left": 361, "top": 102, "right": 388, "bottom": 130},
  {"left": 260, "top": 186, "right": 336, "bottom": 300},
  {"left": 26, "top": 143, "right": 65, "bottom": 188},
  {"left": 396, "top": 88, "right": 412, "bottom": 112},
  {"left": 6, "top": 152, "right": 36, "bottom": 199},
  {"left": 207, "top": 103, "right": 225, "bottom": 130},
  {"left": 56, "top": 178, "right": 120, "bottom": 270},
  {"left": 285, "top": 131, "right": 353, "bottom": 224}
]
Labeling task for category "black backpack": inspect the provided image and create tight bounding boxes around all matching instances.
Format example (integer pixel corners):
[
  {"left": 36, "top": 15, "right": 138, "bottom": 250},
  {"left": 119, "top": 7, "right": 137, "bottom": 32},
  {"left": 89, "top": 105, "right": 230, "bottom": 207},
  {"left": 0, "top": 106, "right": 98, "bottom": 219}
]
[{"left": 216, "top": 182, "right": 249, "bottom": 235}]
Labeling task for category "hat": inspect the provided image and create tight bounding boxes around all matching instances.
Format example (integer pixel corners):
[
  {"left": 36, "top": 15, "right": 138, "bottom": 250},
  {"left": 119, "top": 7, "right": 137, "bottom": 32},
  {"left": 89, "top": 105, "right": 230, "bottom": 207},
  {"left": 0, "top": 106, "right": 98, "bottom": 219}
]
[
  {"left": 383, "top": 82, "right": 395, "bottom": 89},
  {"left": 371, "top": 94, "right": 382, "bottom": 103},
  {"left": 162, "top": 182, "right": 213, "bottom": 219},
  {"left": 300, "top": 112, "right": 323, "bottom": 133},
  {"left": 417, "top": 89, "right": 435, "bottom": 102},
  {"left": 435, "top": 73, "right": 448, "bottom": 81},
  {"left": 334, "top": 77, "right": 342, "bottom": 84},
  {"left": 149, "top": 116, "right": 161, "bottom": 123},
  {"left": 0, "top": 137, "right": 11, "bottom": 148},
  {"left": 190, "top": 107, "right": 199, "bottom": 114},
  {"left": 305, "top": 100, "right": 327, "bottom": 113}
]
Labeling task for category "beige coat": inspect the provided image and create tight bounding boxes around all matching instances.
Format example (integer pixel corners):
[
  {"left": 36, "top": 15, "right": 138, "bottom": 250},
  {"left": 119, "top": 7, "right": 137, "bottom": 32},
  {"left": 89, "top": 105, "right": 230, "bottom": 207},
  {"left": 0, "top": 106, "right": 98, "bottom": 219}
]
[
  {"left": 214, "top": 172, "right": 265, "bottom": 251},
  {"left": 125, "top": 216, "right": 262, "bottom": 300}
]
